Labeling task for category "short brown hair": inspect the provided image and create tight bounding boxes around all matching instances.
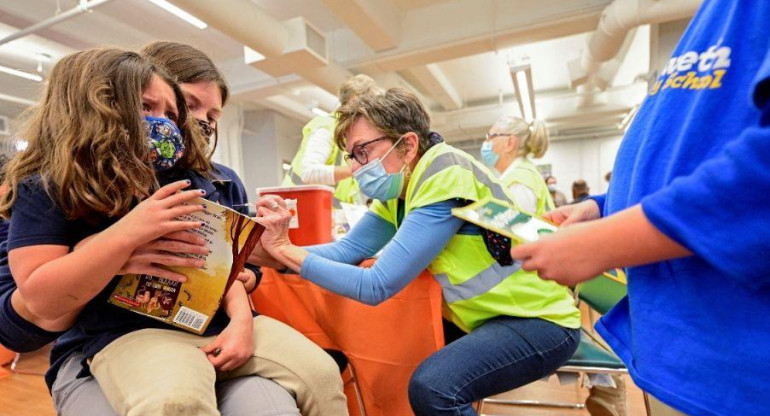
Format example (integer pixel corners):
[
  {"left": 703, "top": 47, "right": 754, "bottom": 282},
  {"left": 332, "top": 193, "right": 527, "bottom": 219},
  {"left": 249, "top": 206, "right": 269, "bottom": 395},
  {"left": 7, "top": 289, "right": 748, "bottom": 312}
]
[
  {"left": 338, "top": 74, "right": 381, "bottom": 106},
  {"left": 334, "top": 88, "right": 434, "bottom": 155},
  {"left": 572, "top": 179, "right": 589, "bottom": 195}
]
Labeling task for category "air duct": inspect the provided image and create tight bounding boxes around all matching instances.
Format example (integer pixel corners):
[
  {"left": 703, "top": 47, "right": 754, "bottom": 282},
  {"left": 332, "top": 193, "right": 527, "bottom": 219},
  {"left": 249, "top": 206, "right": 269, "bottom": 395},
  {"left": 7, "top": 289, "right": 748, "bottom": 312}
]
[
  {"left": 568, "top": 0, "right": 702, "bottom": 90},
  {"left": 168, "top": 0, "right": 349, "bottom": 94}
]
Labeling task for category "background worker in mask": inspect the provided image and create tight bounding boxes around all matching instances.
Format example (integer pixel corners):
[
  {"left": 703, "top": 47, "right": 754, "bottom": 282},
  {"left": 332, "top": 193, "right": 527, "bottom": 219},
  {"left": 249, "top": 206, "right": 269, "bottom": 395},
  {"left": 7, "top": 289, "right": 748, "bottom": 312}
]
[
  {"left": 545, "top": 175, "right": 568, "bottom": 207},
  {"left": 480, "top": 116, "right": 554, "bottom": 215},
  {"left": 282, "top": 74, "right": 381, "bottom": 206},
  {"left": 254, "top": 88, "right": 581, "bottom": 416}
]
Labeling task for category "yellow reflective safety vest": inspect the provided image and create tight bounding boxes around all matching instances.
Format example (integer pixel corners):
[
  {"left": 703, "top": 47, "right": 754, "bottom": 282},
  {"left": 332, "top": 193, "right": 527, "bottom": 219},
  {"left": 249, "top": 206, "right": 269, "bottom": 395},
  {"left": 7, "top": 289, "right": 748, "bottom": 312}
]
[
  {"left": 282, "top": 115, "right": 360, "bottom": 207},
  {"left": 499, "top": 158, "right": 555, "bottom": 216},
  {"left": 370, "top": 143, "right": 580, "bottom": 332}
]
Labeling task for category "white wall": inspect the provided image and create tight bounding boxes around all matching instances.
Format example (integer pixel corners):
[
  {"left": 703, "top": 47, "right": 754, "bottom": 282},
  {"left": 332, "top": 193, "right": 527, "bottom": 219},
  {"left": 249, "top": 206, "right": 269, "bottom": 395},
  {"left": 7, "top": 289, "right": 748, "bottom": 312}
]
[
  {"left": 467, "top": 134, "right": 622, "bottom": 200},
  {"left": 237, "top": 109, "right": 303, "bottom": 197},
  {"left": 537, "top": 136, "right": 623, "bottom": 199},
  {"left": 212, "top": 104, "right": 245, "bottom": 176}
]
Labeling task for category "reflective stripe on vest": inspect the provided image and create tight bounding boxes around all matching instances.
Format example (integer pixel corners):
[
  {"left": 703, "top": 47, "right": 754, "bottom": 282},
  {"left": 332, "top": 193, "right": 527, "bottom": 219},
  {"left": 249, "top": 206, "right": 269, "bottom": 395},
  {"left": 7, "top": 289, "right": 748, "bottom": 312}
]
[
  {"left": 434, "top": 262, "right": 521, "bottom": 303},
  {"left": 411, "top": 151, "right": 510, "bottom": 202}
]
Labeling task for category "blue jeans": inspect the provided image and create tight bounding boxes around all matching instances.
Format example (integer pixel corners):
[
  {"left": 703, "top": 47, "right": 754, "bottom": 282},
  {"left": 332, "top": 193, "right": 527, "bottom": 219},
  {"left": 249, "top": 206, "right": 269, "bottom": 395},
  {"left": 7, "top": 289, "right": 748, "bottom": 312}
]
[{"left": 408, "top": 316, "right": 580, "bottom": 416}]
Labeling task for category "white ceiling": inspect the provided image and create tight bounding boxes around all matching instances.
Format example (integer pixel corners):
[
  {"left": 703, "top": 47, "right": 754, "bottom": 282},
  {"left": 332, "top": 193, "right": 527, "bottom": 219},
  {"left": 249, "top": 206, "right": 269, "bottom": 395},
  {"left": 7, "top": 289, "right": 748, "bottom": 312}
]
[{"left": 0, "top": 0, "right": 672, "bottom": 142}]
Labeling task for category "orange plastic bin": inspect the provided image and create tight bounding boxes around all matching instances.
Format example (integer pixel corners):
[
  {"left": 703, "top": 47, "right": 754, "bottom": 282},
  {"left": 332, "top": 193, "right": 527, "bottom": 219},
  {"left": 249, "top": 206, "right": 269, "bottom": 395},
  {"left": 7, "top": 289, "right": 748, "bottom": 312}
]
[{"left": 256, "top": 185, "right": 334, "bottom": 246}]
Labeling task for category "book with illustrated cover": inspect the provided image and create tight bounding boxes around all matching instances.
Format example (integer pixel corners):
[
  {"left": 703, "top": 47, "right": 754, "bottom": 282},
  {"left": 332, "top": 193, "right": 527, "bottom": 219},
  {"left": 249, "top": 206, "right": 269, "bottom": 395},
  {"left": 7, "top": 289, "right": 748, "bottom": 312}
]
[
  {"left": 452, "top": 196, "right": 625, "bottom": 284},
  {"left": 451, "top": 197, "right": 558, "bottom": 244},
  {"left": 108, "top": 198, "right": 264, "bottom": 334}
]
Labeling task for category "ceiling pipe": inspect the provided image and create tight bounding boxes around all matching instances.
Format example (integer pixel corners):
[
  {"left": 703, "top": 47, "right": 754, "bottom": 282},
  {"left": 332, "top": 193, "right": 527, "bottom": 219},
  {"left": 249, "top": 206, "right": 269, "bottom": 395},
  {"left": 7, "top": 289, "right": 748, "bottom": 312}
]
[
  {"left": 0, "top": 0, "right": 114, "bottom": 47},
  {"left": 569, "top": 0, "right": 702, "bottom": 90}
]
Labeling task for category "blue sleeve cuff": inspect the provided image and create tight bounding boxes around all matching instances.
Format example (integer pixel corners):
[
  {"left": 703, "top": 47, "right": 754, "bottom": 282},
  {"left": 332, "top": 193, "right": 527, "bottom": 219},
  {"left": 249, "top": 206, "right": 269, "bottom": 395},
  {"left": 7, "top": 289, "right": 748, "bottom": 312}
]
[{"left": 587, "top": 194, "right": 606, "bottom": 217}]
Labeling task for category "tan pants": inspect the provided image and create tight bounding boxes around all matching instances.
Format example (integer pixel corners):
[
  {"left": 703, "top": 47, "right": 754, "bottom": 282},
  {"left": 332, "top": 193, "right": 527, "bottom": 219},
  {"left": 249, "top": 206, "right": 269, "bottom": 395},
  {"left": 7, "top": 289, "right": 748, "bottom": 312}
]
[
  {"left": 91, "top": 315, "right": 348, "bottom": 416},
  {"left": 647, "top": 395, "right": 689, "bottom": 416}
]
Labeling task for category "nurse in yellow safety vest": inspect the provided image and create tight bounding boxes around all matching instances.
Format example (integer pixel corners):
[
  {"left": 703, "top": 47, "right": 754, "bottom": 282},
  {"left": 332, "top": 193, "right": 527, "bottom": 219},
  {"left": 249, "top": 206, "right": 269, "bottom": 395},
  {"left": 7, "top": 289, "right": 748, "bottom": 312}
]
[
  {"left": 257, "top": 88, "right": 580, "bottom": 416},
  {"left": 480, "top": 115, "right": 555, "bottom": 216},
  {"left": 282, "top": 74, "right": 381, "bottom": 207}
]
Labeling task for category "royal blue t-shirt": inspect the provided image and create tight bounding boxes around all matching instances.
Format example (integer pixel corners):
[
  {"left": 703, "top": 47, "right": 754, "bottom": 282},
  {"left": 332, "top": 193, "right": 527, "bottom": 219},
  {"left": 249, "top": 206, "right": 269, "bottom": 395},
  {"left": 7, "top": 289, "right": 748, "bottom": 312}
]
[
  {"left": 594, "top": 1, "right": 770, "bottom": 415},
  {"left": 6, "top": 164, "right": 257, "bottom": 389}
]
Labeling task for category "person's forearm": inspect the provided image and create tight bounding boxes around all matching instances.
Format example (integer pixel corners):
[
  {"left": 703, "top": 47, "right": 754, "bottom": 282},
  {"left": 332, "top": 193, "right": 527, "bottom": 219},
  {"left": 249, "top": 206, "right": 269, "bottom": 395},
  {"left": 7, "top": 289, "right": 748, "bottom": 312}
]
[
  {"left": 12, "top": 226, "right": 135, "bottom": 320},
  {"left": 222, "top": 282, "right": 253, "bottom": 325},
  {"left": 272, "top": 244, "right": 310, "bottom": 273},
  {"left": 586, "top": 205, "right": 691, "bottom": 269},
  {"left": 10, "top": 290, "right": 79, "bottom": 332},
  {"left": 333, "top": 166, "right": 352, "bottom": 184},
  {"left": 247, "top": 244, "right": 286, "bottom": 269}
]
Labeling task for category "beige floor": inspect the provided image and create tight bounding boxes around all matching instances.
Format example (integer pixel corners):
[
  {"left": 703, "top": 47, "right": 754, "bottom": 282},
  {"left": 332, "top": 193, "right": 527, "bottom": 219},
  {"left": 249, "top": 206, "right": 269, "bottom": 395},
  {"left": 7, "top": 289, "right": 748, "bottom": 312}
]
[{"left": 0, "top": 344, "right": 648, "bottom": 416}]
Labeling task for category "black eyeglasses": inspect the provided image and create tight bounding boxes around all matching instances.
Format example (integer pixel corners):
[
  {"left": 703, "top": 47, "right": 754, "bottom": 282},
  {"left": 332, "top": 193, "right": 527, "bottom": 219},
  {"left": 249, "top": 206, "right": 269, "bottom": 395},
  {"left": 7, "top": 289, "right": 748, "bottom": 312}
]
[
  {"left": 485, "top": 132, "right": 510, "bottom": 141},
  {"left": 198, "top": 119, "right": 215, "bottom": 137},
  {"left": 344, "top": 136, "right": 390, "bottom": 165}
]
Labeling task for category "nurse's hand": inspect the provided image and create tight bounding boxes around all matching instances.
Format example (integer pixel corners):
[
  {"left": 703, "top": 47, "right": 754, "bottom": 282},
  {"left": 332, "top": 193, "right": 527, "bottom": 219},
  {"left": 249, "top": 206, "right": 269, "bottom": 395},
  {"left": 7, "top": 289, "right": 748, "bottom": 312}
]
[
  {"left": 544, "top": 199, "right": 601, "bottom": 226},
  {"left": 253, "top": 195, "right": 292, "bottom": 254}
]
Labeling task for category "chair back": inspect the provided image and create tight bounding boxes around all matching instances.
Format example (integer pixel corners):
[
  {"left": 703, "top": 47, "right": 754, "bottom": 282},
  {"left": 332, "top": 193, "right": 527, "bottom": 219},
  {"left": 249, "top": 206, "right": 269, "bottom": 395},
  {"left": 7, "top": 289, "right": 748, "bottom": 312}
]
[{"left": 576, "top": 270, "right": 627, "bottom": 315}]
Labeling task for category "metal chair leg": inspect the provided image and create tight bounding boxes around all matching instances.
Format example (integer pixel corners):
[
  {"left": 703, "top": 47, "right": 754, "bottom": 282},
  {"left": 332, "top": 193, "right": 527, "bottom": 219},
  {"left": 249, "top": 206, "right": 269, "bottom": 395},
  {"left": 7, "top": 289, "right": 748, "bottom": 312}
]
[
  {"left": 347, "top": 363, "right": 367, "bottom": 416},
  {"left": 643, "top": 390, "right": 652, "bottom": 416},
  {"left": 10, "top": 353, "right": 21, "bottom": 372},
  {"left": 482, "top": 397, "right": 585, "bottom": 409}
]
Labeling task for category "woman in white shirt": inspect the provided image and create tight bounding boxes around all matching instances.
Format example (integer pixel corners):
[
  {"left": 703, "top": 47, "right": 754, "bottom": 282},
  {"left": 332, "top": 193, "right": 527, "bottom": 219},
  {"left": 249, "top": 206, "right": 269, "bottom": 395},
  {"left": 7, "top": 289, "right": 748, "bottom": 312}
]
[
  {"left": 480, "top": 116, "right": 554, "bottom": 215},
  {"left": 282, "top": 75, "right": 381, "bottom": 205}
]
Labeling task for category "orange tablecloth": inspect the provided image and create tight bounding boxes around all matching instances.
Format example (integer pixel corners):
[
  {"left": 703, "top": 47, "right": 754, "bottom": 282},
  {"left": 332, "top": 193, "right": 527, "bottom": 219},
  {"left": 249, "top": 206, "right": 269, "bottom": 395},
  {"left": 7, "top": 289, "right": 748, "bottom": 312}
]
[
  {"left": 0, "top": 345, "right": 15, "bottom": 379},
  {"left": 251, "top": 261, "right": 444, "bottom": 416}
]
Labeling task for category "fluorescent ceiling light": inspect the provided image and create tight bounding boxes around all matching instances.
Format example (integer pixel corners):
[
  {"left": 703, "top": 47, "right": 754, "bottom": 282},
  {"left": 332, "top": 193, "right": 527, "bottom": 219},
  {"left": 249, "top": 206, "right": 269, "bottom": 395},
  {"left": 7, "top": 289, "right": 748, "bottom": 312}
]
[
  {"left": 15, "top": 140, "right": 28, "bottom": 152},
  {"left": 0, "top": 65, "right": 42, "bottom": 82},
  {"left": 515, "top": 71, "right": 533, "bottom": 121},
  {"left": 311, "top": 107, "right": 329, "bottom": 117},
  {"left": 0, "top": 92, "right": 36, "bottom": 106},
  {"left": 146, "top": 0, "right": 207, "bottom": 29},
  {"left": 509, "top": 63, "right": 536, "bottom": 121}
]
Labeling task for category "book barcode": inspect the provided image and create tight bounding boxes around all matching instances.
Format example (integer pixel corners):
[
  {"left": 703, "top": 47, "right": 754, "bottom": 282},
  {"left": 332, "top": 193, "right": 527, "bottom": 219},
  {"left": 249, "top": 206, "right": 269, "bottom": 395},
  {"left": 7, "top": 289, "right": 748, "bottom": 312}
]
[{"left": 173, "top": 306, "right": 208, "bottom": 331}]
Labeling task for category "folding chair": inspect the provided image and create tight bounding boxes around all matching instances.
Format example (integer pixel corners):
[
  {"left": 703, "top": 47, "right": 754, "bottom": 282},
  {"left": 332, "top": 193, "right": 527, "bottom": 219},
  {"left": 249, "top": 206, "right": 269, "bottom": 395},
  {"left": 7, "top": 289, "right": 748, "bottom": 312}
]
[
  {"left": 325, "top": 349, "right": 367, "bottom": 416},
  {"left": 476, "top": 272, "right": 652, "bottom": 415}
]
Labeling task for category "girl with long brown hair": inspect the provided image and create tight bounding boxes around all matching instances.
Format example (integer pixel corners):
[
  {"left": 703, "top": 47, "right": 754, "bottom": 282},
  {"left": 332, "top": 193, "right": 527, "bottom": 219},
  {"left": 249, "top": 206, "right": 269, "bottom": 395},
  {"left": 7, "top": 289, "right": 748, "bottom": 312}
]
[{"left": 1, "top": 47, "right": 345, "bottom": 416}]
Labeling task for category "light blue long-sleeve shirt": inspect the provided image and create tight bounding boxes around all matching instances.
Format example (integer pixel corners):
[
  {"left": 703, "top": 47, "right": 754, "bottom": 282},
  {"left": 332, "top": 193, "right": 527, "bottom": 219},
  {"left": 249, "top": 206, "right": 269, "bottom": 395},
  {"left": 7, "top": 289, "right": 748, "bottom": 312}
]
[{"left": 301, "top": 200, "right": 476, "bottom": 305}]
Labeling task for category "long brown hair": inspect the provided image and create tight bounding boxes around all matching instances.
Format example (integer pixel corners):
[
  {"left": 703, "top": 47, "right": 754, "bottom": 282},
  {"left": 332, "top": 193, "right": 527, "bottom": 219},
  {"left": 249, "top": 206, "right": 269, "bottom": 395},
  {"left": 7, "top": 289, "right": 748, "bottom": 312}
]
[
  {"left": 0, "top": 48, "right": 211, "bottom": 220},
  {"left": 140, "top": 41, "right": 229, "bottom": 157}
]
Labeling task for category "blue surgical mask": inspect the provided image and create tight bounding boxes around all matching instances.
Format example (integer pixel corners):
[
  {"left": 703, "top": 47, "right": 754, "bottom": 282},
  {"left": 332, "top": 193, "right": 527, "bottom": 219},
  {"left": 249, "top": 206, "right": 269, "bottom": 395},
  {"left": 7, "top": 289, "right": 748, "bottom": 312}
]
[
  {"left": 145, "top": 116, "right": 185, "bottom": 171},
  {"left": 353, "top": 136, "right": 405, "bottom": 202},
  {"left": 480, "top": 141, "right": 499, "bottom": 169}
]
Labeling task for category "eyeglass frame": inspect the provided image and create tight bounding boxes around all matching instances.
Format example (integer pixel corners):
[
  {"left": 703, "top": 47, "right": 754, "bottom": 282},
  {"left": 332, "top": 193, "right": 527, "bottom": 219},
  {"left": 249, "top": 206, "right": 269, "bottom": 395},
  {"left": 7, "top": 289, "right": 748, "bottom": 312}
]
[
  {"left": 343, "top": 135, "right": 391, "bottom": 165},
  {"left": 485, "top": 132, "right": 511, "bottom": 141}
]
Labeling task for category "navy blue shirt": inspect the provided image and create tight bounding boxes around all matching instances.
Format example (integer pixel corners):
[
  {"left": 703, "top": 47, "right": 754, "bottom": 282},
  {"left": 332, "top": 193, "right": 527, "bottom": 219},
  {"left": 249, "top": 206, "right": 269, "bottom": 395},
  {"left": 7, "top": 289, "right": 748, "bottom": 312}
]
[
  {"left": 6, "top": 164, "right": 256, "bottom": 389},
  {"left": 593, "top": 1, "right": 770, "bottom": 415}
]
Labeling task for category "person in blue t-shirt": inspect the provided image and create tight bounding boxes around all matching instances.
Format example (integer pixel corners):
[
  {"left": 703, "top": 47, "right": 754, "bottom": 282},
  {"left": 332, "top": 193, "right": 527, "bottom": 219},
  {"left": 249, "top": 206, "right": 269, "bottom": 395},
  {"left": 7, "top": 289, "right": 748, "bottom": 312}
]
[{"left": 512, "top": 1, "right": 770, "bottom": 415}]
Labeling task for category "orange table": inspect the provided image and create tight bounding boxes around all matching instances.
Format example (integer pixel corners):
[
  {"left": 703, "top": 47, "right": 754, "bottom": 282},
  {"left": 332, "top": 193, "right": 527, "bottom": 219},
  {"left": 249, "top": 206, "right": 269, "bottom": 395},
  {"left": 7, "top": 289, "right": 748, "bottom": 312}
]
[{"left": 251, "top": 260, "right": 444, "bottom": 416}]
